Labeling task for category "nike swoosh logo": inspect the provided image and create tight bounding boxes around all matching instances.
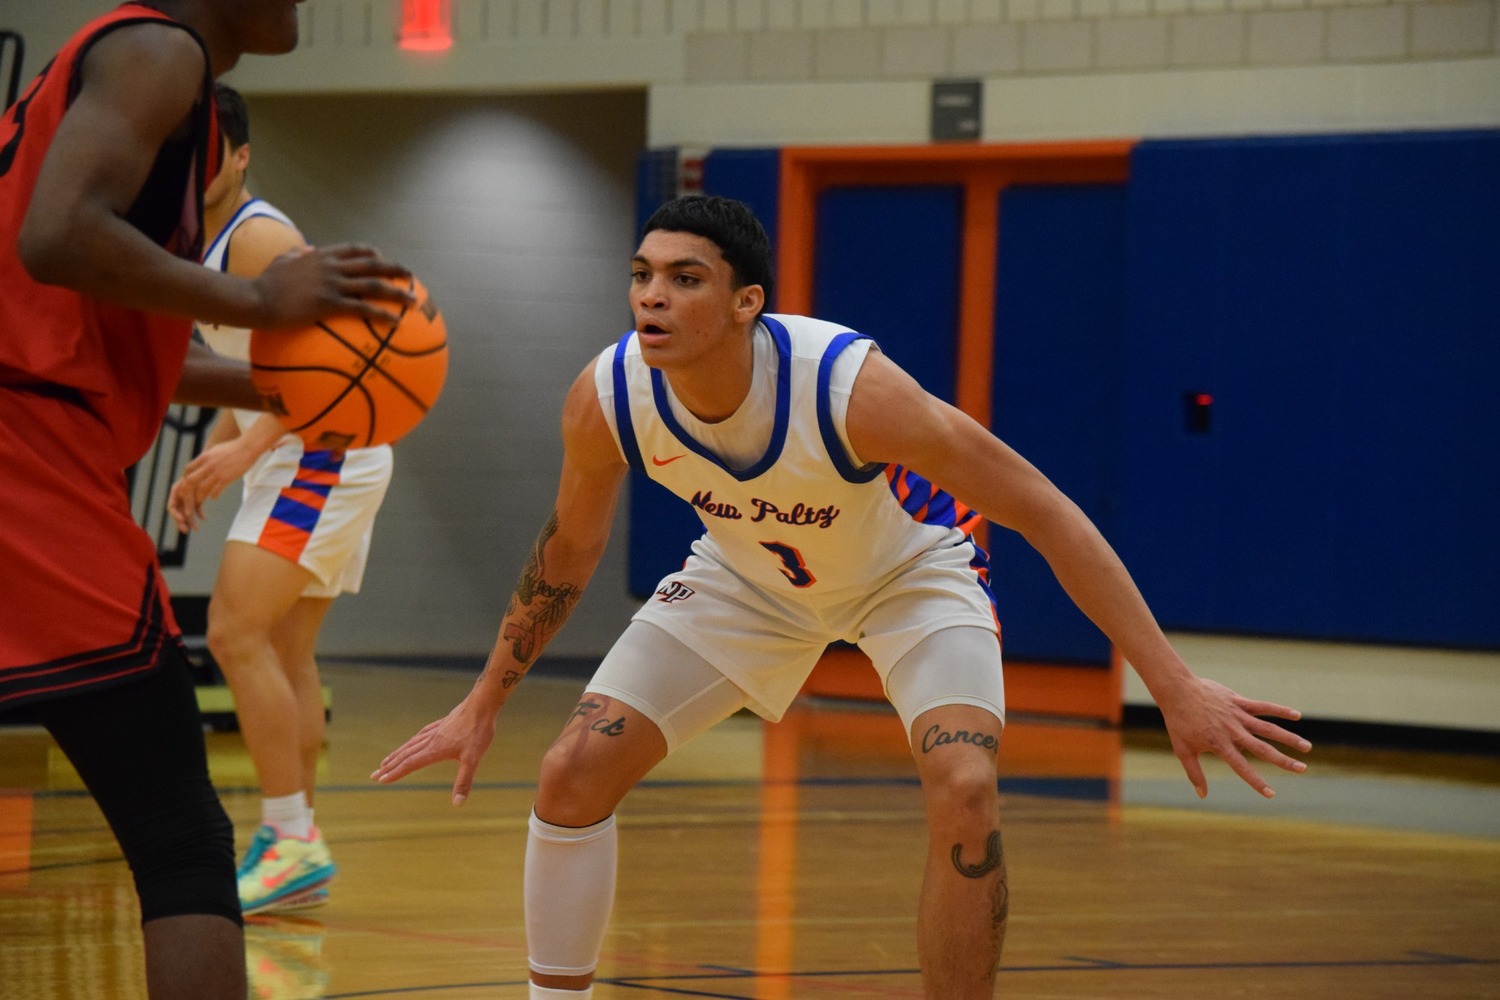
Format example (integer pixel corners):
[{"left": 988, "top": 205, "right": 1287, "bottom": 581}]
[
  {"left": 261, "top": 866, "right": 299, "bottom": 890},
  {"left": 652, "top": 454, "right": 686, "bottom": 466}
]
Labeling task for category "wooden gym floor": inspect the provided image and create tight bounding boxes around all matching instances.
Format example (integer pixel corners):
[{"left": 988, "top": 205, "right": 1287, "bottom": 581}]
[{"left": 2, "top": 661, "right": 1498, "bottom": 999}]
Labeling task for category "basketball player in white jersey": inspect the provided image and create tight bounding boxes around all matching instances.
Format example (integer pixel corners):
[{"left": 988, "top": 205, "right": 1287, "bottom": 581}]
[
  {"left": 374, "top": 196, "right": 1311, "bottom": 999},
  {"left": 168, "top": 84, "right": 393, "bottom": 915}
]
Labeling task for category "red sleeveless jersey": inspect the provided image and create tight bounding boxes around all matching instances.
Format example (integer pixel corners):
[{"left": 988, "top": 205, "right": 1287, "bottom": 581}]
[{"left": 0, "top": 4, "right": 219, "bottom": 707}]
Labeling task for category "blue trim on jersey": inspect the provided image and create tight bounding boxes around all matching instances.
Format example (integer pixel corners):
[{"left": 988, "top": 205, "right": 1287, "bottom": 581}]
[
  {"left": 923, "top": 489, "right": 959, "bottom": 527},
  {"left": 649, "top": 317, "right": 792, "bottom": 482},
  {"left": 890, "top": 464, "right": 933, "bottom": 518},
  {"left": 201, "top": 197, "right": 265, "bottom": 270},
  {"left": 816, "top": 332, "right": 886, "bottom": 484},
  {"left": 888, "top": 464, "right": 981, "bottom": 534},
  {"left": 966, "top": 539, "right": 999, "bottom": 614},
  {"left": 612, "top": 333, "right": 645, "bottom": 472}
]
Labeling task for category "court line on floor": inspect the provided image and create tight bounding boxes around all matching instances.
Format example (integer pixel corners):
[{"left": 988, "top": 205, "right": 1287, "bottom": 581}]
[{"left": 316, "top": 951, "right": 1500, "bottom": 999}]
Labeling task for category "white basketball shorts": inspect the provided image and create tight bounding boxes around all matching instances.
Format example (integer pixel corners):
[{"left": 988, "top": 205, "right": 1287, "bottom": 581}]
[
  {"left": 601, "top": 537, "right": 1003, "bottom": 750},
  {"left": 227, "top": 439, "right": 393, "bottom": 598}
]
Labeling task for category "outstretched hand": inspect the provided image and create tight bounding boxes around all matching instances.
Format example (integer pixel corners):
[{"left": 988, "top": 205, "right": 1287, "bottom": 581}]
[
  {"left": 371, "top": 700, "right": 496, "bottom": 807},
  {"left": 1155, "top": 677, "right": 1310, "bottom": 799},
  {"left": 253, "top": 243, "right": 415, "bottom": 329}
]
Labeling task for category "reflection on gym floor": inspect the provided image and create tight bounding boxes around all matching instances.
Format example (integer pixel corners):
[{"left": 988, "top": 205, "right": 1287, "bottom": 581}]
[{"left": 2, "top": 661, "right": 1498, "bottom": 999}]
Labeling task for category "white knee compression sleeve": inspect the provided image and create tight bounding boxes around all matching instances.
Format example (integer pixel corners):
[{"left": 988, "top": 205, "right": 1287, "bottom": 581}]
[{"left": 526, "top": 811, "right": 617, "bottom": 978}]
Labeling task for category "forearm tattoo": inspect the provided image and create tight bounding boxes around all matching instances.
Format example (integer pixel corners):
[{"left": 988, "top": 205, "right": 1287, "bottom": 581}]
[{"left": 495, "top": 511, "right": 583, "bottom": 671}]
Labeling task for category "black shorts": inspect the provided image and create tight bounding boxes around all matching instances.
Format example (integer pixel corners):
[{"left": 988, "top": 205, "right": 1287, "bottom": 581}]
[{"left": 32, "top": 645, "right": 240, "bottom": 925}]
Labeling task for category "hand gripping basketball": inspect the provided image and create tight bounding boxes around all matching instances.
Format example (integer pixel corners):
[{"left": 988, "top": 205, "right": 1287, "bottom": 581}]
[{"left": 250, "top": 275, "right": 449, "bottom": 450}]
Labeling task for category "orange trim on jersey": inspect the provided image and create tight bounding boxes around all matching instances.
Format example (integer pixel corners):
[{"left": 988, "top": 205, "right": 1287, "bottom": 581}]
[{"left": 953, "top": 501, "right": 978, "bottom": 536}]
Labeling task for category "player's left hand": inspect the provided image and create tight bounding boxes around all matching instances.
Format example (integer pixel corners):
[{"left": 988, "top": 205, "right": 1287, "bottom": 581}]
[{"left": 1155, "top": 677, "right": 1310, "bottom": 799}]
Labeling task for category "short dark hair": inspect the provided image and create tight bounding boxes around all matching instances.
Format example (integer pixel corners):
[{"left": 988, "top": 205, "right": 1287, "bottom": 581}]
[
  {"left": 641, "top": 196, "right": 774, "bottom": 306},
  {"left": 214, "top": 82, "right": 250, "bottom": 150}
]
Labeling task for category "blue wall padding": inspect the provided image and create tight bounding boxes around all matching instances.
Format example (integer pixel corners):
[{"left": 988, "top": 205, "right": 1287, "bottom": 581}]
[
  {"left": 1116, "top": 131, "right": 1500, "bottom": 648},
  {"left": 702, "top": 148, "right": 783, "bottom": 309},
  {"left": 991, "top": 184, "right": 1129, "bottom": 664},
  {"left": 629, "top": 132, "right": 1500, "bottom": 651},
  {"left": 812, "top": 185, "right": 962, "bottom": 403},
  {"left": 635, "top": 147, "right": 679, "bottom": 231}
]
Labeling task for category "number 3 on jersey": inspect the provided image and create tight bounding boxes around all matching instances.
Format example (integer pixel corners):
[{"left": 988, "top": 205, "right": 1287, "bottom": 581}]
[{"left": 760, "top": 541, "right": 816, "bottom": 589}]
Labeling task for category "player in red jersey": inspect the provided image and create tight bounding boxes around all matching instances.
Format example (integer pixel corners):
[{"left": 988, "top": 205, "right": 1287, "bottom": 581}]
[{"left": 0, "top": 4, "right": 408, "bottom": 998}]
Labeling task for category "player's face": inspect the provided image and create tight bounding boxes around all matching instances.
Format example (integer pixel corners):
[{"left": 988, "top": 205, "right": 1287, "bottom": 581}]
[
  {"left": 630, "top": 229, "right": 762, "bottom": 374},
  {"left": 213, "top": 0, "right": 303, "bottom": 55}
]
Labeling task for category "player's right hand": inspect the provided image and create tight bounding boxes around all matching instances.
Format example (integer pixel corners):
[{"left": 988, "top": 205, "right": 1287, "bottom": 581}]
[
  {"left": 251, "top": 243, "right": 415, "bottom": 329},
  {"left": 372, "top": 698, "right": 498, "bottom": 807},
  {"left": 166, "top": 475, "right": 204, "bottom": 534}
]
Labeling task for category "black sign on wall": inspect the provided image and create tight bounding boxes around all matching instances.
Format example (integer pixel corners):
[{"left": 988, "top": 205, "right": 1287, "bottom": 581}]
[{"left": 931, "top": 79, "right": 982, "bottom": 142}]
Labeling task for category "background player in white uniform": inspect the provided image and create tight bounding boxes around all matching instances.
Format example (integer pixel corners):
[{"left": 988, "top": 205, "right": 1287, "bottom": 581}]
[
  {"left": 374, "top": 196, "right": 1311, "bottom": 1000},
  {"left": 169, "top": 84, "right": 393, "bottom": 915}
]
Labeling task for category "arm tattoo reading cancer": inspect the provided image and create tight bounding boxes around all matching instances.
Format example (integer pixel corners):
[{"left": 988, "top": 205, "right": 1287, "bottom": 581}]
[{"left": 497, "top": 511, "right": 583, "bottom": 668}]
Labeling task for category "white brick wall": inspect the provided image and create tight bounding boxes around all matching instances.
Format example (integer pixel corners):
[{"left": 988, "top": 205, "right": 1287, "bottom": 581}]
[
  {"left": 1328, "top": 5, "right": 1411, "bottom": 60},
  {"left": 814, "top": 28, "right": 885, "bottom": 77},
  {"left": 883, "top": 25, "right": 954, "bottom": 75},
  {"left": 952, "top": 23, "right": 1026, "bottom": 72},
  {"left": 185, "top": 0, "right": 1496, "bottom": 141},
  {"left": 1171, "top": 12, "right": 1249, "bottom": 66},
  {"left": 16, "top": 0, "right": 1498, "bottom": 78},
  {"left": 1412, "top": 0, "right": 1495, "bottom": 55},
  {"left": 1249, "top": 9, "right": 1328, "bottom": 64},
  {"left": 1098, "top": 16, "right": 1173, "bottom": 67},
  {"left": 685, "top": 30, "right": 751, "bottom": 80},
  {"left": 1023, "top": 19, "right": 1096, "bottom": 69},
  {"left": 749, "top": 29, "right": 816, "bottom": 79}
]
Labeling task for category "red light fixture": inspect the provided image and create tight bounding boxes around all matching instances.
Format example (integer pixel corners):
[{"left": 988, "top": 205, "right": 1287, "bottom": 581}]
[{"left": 399, "top": 0, "right": 453, "bottom": 52}]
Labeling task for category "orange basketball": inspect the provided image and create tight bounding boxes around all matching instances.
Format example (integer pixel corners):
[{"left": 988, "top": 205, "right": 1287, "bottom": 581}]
[{"left": 250, "top": 275, "right": 448, "bottom": 451}]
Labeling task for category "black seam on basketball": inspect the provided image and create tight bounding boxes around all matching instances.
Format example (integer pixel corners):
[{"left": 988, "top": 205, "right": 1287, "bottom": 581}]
[
  {"left": 381, "top": 341, "right": 447, "bottom": 358},
  {"left": 315, "top": 274, "right": 420, "bottom": 386},
  {"left": 299, "top": 378, "right": 377, "bottom": 447},
  {"left": 252, "top": 361, "right": 363, "bottom": 436},
  {"left": 304, "top": 314, "right": 404, "bottom": 430},
  {"left": 263, "top": 276, "right": 432, "bottom": 443},
  {"left": 363, "top": 365, "right": 433, "bottom": 414}
]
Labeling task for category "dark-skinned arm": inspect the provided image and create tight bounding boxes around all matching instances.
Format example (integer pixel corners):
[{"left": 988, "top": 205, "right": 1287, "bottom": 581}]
[{"left": 18, "top": 23, "right": 409, "bottom": 329}]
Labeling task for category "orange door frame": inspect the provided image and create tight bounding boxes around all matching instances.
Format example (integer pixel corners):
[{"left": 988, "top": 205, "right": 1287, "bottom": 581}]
[{"left": 777, "top": 141, "right": 1135, "bottom": 724}]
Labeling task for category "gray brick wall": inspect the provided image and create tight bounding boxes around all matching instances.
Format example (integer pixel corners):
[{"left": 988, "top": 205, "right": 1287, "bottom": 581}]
[{"left": 663, "top": 0, "right": 1497, "bottom": 82}]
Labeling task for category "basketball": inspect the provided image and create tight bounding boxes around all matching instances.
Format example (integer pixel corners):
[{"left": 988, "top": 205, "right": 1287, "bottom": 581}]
[{"left": 249, "top": 275, "right": 448, "bottom": 451}]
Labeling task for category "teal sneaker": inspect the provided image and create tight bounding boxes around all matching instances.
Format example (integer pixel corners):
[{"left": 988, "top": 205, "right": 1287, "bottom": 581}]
[{"left": 237, "top": 825, "right": 337, "bottom": 916}]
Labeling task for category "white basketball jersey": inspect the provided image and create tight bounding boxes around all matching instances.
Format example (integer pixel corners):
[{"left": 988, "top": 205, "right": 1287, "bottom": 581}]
[
  {"left": 595, "top": 313, "right": 992, "bottom": 600},
  {"left": 197, "top": 198, "right": 299, "bottom": 435},
  {"left": 195, "top": 198, "right": 391, "bottom": 487}
]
